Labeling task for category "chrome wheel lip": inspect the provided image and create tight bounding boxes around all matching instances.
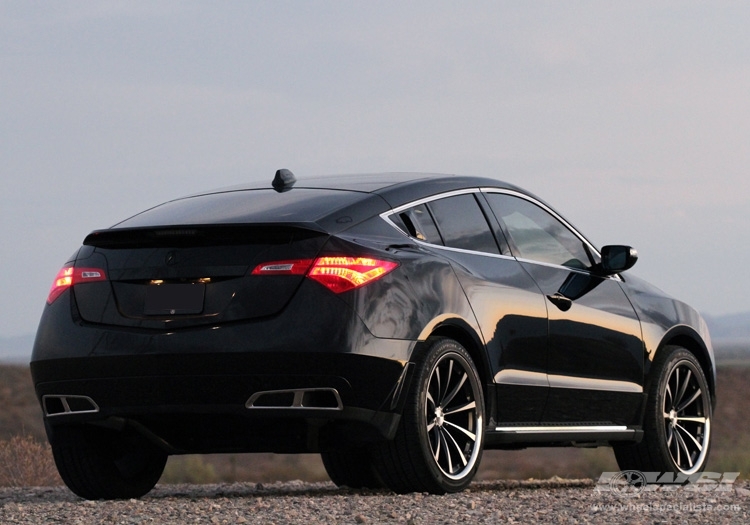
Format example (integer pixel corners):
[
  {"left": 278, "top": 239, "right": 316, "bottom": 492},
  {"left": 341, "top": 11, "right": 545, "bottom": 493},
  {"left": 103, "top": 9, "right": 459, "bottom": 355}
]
[
  {"left": 424, "top": 351, "right": 483, "bottom": 481},
  {"left": 662, "top": 358, "right": 711, "bottom": 475}
]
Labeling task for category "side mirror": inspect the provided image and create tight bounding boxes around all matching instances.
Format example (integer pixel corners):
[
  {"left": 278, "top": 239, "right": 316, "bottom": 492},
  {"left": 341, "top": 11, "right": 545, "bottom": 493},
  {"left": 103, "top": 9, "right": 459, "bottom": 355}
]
[{"left": 600, "top": 245, "right": 638, "bottom": 275}]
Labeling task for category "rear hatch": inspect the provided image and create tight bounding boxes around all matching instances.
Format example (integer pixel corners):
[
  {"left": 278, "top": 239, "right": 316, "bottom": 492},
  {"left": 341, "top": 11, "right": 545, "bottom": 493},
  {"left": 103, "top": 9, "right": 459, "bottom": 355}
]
[{"left": 73, "top": 225, "right": 328, "bottom": 330}]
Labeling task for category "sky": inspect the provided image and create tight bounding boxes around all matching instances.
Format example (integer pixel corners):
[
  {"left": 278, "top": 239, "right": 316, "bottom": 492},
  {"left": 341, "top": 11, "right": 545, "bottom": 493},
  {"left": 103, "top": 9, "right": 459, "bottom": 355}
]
[{"left": 2, "top": 1, "right": 750, "bottom": 338}]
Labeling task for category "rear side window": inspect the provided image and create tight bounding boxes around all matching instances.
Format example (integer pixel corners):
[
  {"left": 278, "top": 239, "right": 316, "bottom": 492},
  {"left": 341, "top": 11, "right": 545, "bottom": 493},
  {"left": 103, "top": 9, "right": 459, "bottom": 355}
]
[
  {"left": 397, "top": 204, "right": 443, "bottom": 245},
  {"left": 427, "top": 194, "right": 500, "bottom": 255}
]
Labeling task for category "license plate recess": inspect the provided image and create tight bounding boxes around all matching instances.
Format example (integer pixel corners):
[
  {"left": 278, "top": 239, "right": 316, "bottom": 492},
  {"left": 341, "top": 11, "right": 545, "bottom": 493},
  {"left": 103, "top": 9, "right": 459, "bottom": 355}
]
[{"left": 145, "top": 284, "right": 205, "bottom": 315}]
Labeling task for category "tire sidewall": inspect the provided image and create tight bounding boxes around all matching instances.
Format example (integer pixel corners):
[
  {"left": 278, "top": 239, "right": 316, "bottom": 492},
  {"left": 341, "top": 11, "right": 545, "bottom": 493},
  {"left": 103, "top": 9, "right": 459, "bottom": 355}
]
[
  {"left": 47, "top": 424, "right": 167, "bottom": 500},
  {"left": 413, "top": 339, "right": 485, "bottom": 492},
  {"left": 652, "top": 348, "right": 712, "bottom": 476}
]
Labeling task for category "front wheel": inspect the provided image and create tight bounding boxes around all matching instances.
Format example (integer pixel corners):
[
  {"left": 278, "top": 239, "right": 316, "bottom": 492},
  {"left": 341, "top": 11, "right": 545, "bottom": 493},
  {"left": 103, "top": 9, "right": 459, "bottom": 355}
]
[
  {"left": 614, "top": 346, "right": 712, "bottom": 476},
  {"left": 372, "top": 338, "right": 485, "bottom": 494}
]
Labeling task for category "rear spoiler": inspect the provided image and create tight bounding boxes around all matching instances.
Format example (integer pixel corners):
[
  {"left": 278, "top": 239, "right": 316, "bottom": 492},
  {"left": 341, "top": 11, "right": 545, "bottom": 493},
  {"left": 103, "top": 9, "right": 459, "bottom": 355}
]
[{"left": 83, "top": 222, "right": 328, "bottom": 248}]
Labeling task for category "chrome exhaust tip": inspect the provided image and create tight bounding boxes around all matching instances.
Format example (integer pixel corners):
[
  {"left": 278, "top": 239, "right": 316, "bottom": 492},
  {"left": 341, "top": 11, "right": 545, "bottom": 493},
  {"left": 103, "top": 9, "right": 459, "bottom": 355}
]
[
  {"left": 246, "top": 388, "right": 343, "bottom": 411},
  {"left": 43, "top": 395, "right": 99, "bottom": 417}
]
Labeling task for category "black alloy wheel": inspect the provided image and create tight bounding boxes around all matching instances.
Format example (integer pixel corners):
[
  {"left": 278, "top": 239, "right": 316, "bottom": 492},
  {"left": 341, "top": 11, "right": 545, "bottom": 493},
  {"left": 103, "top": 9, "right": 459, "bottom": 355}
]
[
  {"left": 614, "top": 346, "right": 712, "bottom": 477},
  {"left": 372, "top": 338, "right": 485, "bottom": 494}
]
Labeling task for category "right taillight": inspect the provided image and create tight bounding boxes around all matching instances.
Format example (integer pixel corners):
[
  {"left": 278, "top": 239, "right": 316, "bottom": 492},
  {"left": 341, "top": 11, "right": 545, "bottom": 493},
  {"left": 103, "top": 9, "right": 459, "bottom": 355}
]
[
  {"left": 306, "top": 256, "right": 398, "bottom": 294},
  {"left": 251, "top": 256, "right": 399, "bottom": 294},
  {"left": 47, "top": 266, "right": 108, "bottom": 304}
]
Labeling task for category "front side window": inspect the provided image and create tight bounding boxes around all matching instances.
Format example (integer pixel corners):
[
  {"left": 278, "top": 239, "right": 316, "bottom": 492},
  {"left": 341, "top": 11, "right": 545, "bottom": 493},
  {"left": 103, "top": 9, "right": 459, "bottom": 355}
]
[{"left": 486, "top": 193, "right": 592, "bottom": 269}]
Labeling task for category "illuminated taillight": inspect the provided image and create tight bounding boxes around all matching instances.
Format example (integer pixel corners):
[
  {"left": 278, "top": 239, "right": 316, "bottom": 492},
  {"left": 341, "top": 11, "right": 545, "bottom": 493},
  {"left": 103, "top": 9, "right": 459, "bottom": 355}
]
[
  {"left": 307, "top": 257, "right": 398, "bottom": 293},
  {"left": 251, "top": 259, "right": 313, "bottom": 275},
  {"left": 47, "top": 266, "right": 108, "bottom": 304}
]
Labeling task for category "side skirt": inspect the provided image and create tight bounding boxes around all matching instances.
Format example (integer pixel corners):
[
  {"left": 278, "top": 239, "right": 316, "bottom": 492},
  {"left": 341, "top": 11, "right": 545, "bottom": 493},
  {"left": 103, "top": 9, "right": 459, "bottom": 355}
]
[{"left": 485, "top": 424, "right": 643, "bottom": 448}]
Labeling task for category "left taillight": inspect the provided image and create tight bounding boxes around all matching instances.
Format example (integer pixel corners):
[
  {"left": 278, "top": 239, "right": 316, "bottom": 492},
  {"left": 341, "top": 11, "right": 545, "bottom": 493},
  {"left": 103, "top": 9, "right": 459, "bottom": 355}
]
[{"left": 47, "top": 266, "right": 108, "bottom": 305}]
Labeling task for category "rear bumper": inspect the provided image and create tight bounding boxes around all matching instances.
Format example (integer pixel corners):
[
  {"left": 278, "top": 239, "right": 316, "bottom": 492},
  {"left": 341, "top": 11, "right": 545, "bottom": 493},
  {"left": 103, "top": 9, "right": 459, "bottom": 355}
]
[
  {"left": 33, "top": 351, "right": 413, "bottom": 453},
  {"left": 31, "top": 295, "right": 417, "bottom": 453}
]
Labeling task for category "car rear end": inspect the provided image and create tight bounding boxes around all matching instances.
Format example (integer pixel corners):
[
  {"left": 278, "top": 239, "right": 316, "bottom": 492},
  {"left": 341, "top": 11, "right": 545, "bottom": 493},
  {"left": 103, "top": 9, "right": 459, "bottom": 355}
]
[{"left": 31, "top": 187, "right": 415, "bottom": 455}]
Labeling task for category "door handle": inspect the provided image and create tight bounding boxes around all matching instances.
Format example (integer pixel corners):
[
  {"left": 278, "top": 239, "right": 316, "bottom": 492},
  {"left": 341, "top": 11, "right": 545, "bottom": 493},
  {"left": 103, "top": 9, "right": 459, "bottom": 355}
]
[{"left": 546, "top": 293, "right": 572, "bottom": 312}]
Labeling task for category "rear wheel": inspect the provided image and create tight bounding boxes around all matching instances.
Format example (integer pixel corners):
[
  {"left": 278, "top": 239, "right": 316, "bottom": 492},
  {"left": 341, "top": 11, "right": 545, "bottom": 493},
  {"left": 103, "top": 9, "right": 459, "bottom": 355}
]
[
  {"left": 48, "top": 425, "right": 167, "bottom": 500},
  {"left": 614, "top": 346, "right": 712, "bottom": 477},
  {"left": 321, "top": 446, "right": 382, "bottom": 489},
  {"left": 372, "top": 338, "right": 485, "bottom": 494}
]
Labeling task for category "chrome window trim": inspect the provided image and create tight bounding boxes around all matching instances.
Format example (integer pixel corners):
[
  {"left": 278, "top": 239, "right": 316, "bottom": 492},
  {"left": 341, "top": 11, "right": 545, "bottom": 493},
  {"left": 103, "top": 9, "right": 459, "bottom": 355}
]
[
  {"left": 427, "top": 243, "right": 515, "bottom": 261},
  {"left": 512, "top": 255, "right": 623, "bottom": 281},
  {"left": 379, "top": 187, "right": 623, "bottom": 281},
  {"left": 380, "top": 187, "right": 513, "bottom": 259},
  {"left": 512, "top": 256, "right": 593, "bottom": 275},
  {"left": 383, "top": 188, "right": 482, "bottom": 217},
  {"left": 480, "top": 187, "right": 601, "bottom": 258},
  {"left": 480, "top": 187, "right": 626, "bottom": 280}
]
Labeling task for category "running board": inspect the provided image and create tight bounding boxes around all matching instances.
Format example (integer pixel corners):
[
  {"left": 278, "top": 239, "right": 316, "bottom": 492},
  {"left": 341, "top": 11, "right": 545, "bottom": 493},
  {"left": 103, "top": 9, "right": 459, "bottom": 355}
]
[{"left": 486, "top": 424, "right": 641, "bottom": 446}]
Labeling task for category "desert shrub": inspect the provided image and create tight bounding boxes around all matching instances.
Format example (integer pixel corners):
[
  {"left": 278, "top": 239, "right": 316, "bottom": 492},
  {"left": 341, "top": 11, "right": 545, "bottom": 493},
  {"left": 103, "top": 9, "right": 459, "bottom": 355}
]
[
  {"left": 161, "top": 455, "right": 218, "bottom": 484},
  {"left": 0, "top": 435, "right": 60, "bottom": 487},
  {"left": 707, "top": 438, "right": 749, "bottom": 481}
]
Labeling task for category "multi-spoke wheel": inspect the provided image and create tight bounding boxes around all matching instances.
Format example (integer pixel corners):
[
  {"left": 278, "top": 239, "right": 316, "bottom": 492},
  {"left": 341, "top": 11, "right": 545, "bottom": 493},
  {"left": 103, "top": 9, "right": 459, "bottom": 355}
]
[
  {"left": 614, "top": 345, "right": 712, "bottom": 477},
  {"left": 372, "top": 338, "right": 485, "bottom": 494},
  {"left": 660, "top": 354, "right": 711, "bottom": 473},
  {"left": 424, "top": 349, "right": 483, "bottom": 480}
]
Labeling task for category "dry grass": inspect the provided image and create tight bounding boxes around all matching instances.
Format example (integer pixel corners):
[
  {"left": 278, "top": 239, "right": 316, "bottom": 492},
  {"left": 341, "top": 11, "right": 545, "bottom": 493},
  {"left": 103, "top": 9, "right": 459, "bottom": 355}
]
[
  {"left": 0, "top": 435, "right": 61, "bottom": 487},
  {"left": 0, "top": 366, "right": 46, "bottom": 442},
  {"left": 1, "top": 363, "right": 747, "bottom": 487},
  {"left": 163, "top": 453, "right": 329, "bottom": 484}
]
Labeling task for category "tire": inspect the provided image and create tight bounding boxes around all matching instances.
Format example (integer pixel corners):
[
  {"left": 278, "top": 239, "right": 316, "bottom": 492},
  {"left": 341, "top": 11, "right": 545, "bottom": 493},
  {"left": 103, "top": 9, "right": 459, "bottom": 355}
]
[
  {"left": 614, "top": 345, "right": 712, "bottom": 477},
  {"left": 48, "top": 424, "right": 167, "bottom": 500},
  {"left": 321, "top": 446, "right": 383, "bottom": 489},
  {"left": 372, "top": 338, "right": 485, "bottom": 494}
]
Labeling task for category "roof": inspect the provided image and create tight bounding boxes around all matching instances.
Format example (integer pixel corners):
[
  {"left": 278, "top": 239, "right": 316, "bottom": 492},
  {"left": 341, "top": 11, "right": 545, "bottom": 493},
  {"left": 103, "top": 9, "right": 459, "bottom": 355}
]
[
  {"left": 107, "top": 172, "right": 529, "bottom": 232},
  {"left": 202, "top": 172, "right": 524, "bottom": 208}
]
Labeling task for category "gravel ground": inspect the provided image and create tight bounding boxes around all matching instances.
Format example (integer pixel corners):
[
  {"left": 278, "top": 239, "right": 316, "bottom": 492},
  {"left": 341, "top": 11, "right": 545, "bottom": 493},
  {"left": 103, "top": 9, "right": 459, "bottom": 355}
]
[{"left": 1, "top": 478, "right": 748, "bottom": 524}]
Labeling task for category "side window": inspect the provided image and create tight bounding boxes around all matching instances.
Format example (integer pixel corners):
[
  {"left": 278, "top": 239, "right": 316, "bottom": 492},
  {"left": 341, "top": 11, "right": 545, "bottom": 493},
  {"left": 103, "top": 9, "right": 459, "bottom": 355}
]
[
  {"left": 486, "top": 193, "right": 592, "bottom": 269},
  {"left": 427, "top": 194, "right": 500, "bottom": 255},
  {"left": 397, "top": 204, "right": 443, "bottom": 245}
]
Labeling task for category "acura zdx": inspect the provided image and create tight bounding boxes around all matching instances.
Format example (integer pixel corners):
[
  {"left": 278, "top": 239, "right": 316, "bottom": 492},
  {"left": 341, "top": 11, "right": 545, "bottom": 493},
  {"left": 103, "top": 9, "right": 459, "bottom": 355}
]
[{"left": 31, "top": 171, "right": 715, "bottom": 499}]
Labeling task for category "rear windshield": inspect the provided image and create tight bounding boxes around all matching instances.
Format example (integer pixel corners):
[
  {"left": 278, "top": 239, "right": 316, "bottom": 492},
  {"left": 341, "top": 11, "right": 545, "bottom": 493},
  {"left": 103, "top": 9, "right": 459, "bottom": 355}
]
[{"left": 113, "top": 189, "right": 367, "bottom": 228}]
